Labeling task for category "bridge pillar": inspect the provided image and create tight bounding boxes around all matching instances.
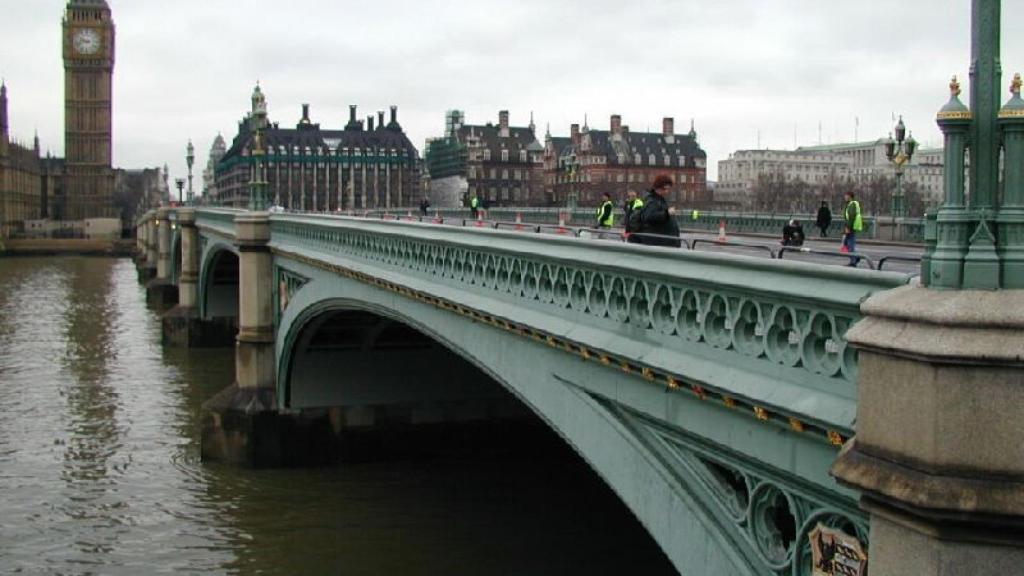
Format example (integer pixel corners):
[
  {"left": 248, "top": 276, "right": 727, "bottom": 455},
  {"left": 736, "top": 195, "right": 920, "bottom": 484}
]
[
  {"left": 161, "top": 209, "right": 236, "bottom": 347},
  {"left": 201, "top": 212, "right": 282, "bottom": 466},
  {"left": 138, "top": 215, "right": 157, "bottom": 283},
  {"left": 832, "top": 286, "right": 1024, "bottom": 574},
  {"left": 145, "top": 208, "right": 178, "bottom": 309}
]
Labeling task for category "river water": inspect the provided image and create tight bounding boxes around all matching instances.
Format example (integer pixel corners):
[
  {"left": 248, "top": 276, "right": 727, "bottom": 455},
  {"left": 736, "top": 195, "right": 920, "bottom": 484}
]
[{"left": 0, "top": 257, "right": 677, "bottom": 575}]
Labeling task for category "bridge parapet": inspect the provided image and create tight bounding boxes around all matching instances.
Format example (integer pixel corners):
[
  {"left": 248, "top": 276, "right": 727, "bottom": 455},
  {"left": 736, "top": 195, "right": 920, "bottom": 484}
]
[
  {"left": 270, "top": 213, "right": 910, "bottom": 440},
  {"left": 195, "top": 207, "right": 243, "bottom": 240}
]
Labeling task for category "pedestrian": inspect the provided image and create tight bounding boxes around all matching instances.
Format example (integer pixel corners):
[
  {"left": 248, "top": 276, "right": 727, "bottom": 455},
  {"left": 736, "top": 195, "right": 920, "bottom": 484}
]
[
  {"left": 781, "top": 219, "right": 805, "bottom": 246},
  {"left": 841, "top": 191, "right": 863, "bottom": 266},
  {"left": 596, "top": 192, "right": 614, "bottom": 228},
  {"left": 634, "top": 174, "right": 681, "bottom": 247},
  {"left": 815, "top": 200, "right": 832, "bottom": 237},
  {"left": 623, "top": 190, "right": 643, "bottom": 235},
  {"left": 419, "top": 196, "right": 430, "bottom": 216},
  {"left": 469, "top": 193, "right": 480, "bottom": 219}
]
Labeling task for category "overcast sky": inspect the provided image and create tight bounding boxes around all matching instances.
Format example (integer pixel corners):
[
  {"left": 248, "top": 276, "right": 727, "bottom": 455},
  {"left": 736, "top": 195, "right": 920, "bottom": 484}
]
[{"left": 2, "top": 0, "right": 1022, "bottom": 188}]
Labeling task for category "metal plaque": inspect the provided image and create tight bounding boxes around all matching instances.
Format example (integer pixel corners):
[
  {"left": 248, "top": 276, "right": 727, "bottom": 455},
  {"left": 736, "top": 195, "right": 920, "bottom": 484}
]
[{"left": 809, "top": 523, "right": 868, "bottom": 576}]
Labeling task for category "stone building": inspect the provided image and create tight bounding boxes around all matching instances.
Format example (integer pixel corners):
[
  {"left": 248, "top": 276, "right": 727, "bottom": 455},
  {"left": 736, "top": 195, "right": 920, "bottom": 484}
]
[
  {"left": 214, "top": 85, "right": 420, "bottom": 211},
  {"left": 424, "top": 110, "right": 545, "bottom": 207},
  {"left": 715, "top": 149, "right": 854, "bottom": 208},
  {"left": 544, "top": 115, "right": 708, "bottom": 207},
  {"left": 717, "top": 139, "right": 946, "bottom": 210},
  {"left": 0, "top": 83, "right": 45, "bottom": 238},
  {"left": 114, "top": 167, "right": 166, "bottom": 231},
  {"left": 201, "top": 134, "right": 226, "bottom": 199}
]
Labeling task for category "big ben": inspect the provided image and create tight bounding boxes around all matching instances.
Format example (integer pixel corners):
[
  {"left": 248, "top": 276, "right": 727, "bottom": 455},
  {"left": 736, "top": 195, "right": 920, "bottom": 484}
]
[{"left": 62, "top": 0, "right": 116, "bottom": 220}]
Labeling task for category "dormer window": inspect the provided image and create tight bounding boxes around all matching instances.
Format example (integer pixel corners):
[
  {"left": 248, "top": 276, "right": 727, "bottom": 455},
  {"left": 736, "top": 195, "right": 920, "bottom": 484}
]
[
  {"left": 519, "top": 150, "right": 527, "bottom": 162},
  {"left": 634, "top": 153, "right": 641, "bottom": 164},
  {"left": 483, "top": 149, "right": 491, "bottom": 161},
  {"left": 649, "top": 154, "right": 656, "bottom": 165}
]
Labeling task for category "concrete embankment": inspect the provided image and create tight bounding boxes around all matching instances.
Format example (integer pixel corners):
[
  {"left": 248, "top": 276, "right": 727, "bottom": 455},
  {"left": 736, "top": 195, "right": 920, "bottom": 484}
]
[{"left": 0, "top": 238, "right": 135, "bottom": 257}]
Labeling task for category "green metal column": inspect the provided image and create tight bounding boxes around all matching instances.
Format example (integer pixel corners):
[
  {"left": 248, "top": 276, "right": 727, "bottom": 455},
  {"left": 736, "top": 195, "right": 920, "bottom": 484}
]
[
  {"left": 960, "top": 0, "right": 1002, "bottom": 288},
  {"left": 997, "top": 74, "right": 1024, "bottom": 287},
  {"left": 930, "top": 79, "right": 971, "bottom": 288},
  {"left": 968, "top": 0, "right": 1002, "bottom": 210}
]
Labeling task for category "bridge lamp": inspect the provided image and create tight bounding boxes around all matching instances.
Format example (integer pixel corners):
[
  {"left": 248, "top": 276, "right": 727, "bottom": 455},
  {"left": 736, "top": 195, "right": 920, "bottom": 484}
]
[
  {"left": 175, "top": 178, "right": 186, "bottom": 206},
  {"left": 186, "top": 140, "right": 195, "bottom": 206},
  {"left": 884, "top": 116, "right": 916, "bottom": 218}
]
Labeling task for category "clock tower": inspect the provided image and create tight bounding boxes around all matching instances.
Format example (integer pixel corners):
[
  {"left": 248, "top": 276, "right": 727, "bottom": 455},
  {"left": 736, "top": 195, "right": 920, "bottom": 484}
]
[{"left": 62, "top": 0, "right": 116, "bottom": 220}]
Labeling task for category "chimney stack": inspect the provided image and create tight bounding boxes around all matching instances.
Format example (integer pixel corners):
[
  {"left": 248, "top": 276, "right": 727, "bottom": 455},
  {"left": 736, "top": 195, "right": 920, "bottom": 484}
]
[
  {"left": 390, "top": 105, "right": 398, "bottom": 128},
  {"left": 499, "top": 110, "right": 510, "bottom": 137},
  {"left": 377, "top": 110, "right": 385, "bottom": 130},
  {"left": 367, "top": 115, "right": 375, "bottom": 131},
  {"left": 570, "top": 123, "right": 580, "bottom": 144},
  {"left": 610, "top": 114, "right": 622, "bottom": 136},
  {"left": 663, "top": 117, "right": 675, "bottom": 136},
  {"left": 301, "top": 103, "right": 311, "bottom": 124},
  {"left": 349, "top": 105, "right": 357, "bottom": 123}
]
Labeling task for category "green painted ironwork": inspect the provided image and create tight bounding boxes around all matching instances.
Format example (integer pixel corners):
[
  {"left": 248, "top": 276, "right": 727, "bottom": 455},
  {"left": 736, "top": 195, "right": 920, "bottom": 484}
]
[
  {"left": 931, "top": 0, "right": 1021, "bottom": 289},
  {"left": 268, "top": 214, "right": 910, "bottom": 430},
  {"left": 174, "top": 209, "right": 912, "bottom": 574}
]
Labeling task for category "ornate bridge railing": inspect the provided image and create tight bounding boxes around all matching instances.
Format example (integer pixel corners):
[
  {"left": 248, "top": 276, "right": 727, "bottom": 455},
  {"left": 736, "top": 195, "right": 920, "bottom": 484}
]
[
  {"left": 268, "top": 212, "right": 911, "bottom": 442},
  {"left": 402, "top": 207, "right": 924, "bottom": 242}
]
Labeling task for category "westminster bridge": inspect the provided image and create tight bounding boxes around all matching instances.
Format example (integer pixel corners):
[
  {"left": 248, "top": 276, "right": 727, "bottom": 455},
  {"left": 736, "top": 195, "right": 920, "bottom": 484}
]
[{"left": 137, "top": 204, "right": 905, "bottom": 576}]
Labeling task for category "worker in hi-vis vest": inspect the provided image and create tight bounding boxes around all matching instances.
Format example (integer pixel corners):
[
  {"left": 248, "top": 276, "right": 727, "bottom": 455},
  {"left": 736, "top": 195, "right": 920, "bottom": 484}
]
[
  {"left": 842, "top": 191, "right": 863, "bottom": 266},
  {"left": 596, "top": 192, "right": 614, "bottom": 228}
]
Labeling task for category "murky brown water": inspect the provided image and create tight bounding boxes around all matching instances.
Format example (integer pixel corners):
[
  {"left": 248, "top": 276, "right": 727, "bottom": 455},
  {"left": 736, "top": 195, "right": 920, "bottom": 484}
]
[{"left": 0, "top": 257, "right": 677, "bottom": 575}]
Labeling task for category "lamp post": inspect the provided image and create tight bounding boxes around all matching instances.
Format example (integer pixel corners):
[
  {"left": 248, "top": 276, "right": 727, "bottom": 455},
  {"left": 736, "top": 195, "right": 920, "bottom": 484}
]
[
  {"left": 564, "top": 151, "right": 579, "bottom": 210},
  {"left": 174, "top": 178, "right": 185, "bottom": 206},
  {"left": 186, "top": 140, "right": 195, "bottom": 205},
  {"left": 883, "top": 116, "right": 917, "bottom": 218},
  {"left": 248, "top": 128, "right": 269, "bottom": 211}
]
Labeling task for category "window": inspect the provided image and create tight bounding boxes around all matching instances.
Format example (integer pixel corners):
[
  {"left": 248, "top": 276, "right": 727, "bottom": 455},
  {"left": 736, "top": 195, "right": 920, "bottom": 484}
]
[
  {"left": 649, "top": 154, "right": 656, "bottom": 165},
  {"left": 501, "top": 149, "right": 509, "bottom": 162},
  {"left": 519, "top": 150, "right": 527, "bottom": 162},
  {"left": 483, "top": 149, "right": 491, "bottom": 161},
  {"left": 501, "top": 169, "right": 508, "bottom": 180}
]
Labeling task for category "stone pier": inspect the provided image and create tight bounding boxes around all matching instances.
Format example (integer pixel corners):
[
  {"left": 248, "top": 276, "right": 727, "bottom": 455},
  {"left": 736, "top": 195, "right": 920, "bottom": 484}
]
[
  {"left": 161, "top": 209, "right": 237, "bottom": 347},
  {"left": 145, "top": 208, "right": 177, "bottom": 309}
]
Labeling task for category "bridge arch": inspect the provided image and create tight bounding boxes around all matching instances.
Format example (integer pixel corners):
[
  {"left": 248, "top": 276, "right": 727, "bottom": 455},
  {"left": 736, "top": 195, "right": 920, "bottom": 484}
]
[
  {"left": 199, "top": 241, "right": 239, "bottom": 319},
  {"left": 169, "top": 230, "right": 181, "bottom": 285},
  {"left": 275, "top": 272, "right": 769, "bottom": 575}
]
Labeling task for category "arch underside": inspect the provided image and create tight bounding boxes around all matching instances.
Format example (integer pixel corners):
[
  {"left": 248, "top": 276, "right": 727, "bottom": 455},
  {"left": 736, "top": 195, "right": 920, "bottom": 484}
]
[
  {"left": 275, "top": 260, "right": 867, "bottom": 576},
  {"left": 198, "top": 237, "right": 239, "bottom": 320}
]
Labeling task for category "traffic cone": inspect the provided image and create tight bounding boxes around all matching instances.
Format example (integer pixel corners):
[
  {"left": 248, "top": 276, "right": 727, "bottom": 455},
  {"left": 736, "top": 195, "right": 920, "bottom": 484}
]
[
  {"left": 515, "top": 212, "right": 524, "bottom": 231},
  {"left": 718, "top": 219, "right": 727, "bottom": 242},
  {"left": 557, "top": 212, "right": 570, "bottom": 234}
]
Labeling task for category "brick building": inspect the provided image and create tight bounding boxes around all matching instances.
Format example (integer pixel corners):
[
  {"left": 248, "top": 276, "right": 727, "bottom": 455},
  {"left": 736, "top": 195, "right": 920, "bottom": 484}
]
[
  {"left": 215, "top": 85, "right": 420, "bottom": 211},
  {"left": 425, "top": 110, "right": 545, "bottom": 207},
  {"left": 544, "top": 115, "right": 708, "bottom": 207}
]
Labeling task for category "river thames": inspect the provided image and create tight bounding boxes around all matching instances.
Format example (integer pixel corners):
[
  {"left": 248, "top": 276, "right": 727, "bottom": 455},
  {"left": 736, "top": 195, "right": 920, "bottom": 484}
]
[{"left": 0, "top": 257, "right": 676, "bottom": 575}]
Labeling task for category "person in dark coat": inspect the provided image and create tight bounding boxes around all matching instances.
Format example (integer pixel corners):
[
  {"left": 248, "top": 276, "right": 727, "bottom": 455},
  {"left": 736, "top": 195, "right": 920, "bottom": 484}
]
[
  {"left": 419, "top": 197, "right": 430, "bottom": 216},
  {"left": 781, "top": 219, "right": 805, "bottom": 246},
  {"left": 815, "top": 201, "right": 832, "bottom": 237},
  {"left": 635, "top": 174, "right": 681, "bottom": 247}
]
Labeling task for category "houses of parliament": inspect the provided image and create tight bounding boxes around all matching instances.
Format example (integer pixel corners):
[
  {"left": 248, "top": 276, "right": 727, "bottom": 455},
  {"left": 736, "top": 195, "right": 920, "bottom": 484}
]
[{"left": 0, "top": 0, "right": 134, "bottom": 239}]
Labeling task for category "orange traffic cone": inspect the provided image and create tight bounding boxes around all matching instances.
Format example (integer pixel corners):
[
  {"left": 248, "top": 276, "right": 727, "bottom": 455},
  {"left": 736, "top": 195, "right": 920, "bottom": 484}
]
[
  {"left": 515, "top": 212, "right": 524, "bottom": 231},
  {"left": 717, "top": 219, "right": 727, "bottom": 242}
]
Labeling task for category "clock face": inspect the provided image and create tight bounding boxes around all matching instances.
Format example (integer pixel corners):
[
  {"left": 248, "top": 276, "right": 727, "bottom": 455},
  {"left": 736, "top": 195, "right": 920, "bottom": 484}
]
[{"left": 73, "top": 29, "right": 101, "bottom": 55}]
